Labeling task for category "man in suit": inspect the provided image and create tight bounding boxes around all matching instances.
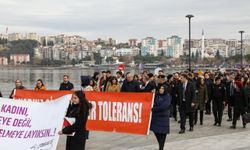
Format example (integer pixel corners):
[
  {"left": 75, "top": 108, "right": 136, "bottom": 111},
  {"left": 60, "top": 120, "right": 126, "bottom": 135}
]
[
  {"left": 140, "top": 75, "right": 156, "bottom": 92},
  {"left": 178, "top": 73, "right": 196, "bottom": 134}
]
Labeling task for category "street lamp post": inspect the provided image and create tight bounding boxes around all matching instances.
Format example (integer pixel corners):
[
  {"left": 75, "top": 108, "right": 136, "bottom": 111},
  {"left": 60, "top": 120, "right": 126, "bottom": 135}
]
[
  {"left": 239, "top": 31, "right": 244, "bottom": 69},
  {"left": 186, "top": 14, "right": 194, "bottom": 72}
]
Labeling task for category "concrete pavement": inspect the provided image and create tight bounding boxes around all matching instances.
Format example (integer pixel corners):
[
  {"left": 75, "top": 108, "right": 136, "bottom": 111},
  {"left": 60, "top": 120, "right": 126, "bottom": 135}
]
[{"left": 56, "top": 113, "right": 250, "bottom": 150}]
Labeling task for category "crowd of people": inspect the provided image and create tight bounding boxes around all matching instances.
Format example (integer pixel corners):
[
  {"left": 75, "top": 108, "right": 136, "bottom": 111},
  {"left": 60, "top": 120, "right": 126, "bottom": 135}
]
[{"left": 1, "top": 69, "right": 250, "bottom": 150}]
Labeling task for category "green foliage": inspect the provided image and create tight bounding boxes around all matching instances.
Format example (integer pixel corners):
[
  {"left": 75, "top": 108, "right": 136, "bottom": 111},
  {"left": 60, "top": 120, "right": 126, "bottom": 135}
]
[
  {"left": 53, "top": 60, "right": 66, "bottom": 66},
  {"left": 116, "top": 43, "right": 130, "bottom": 49},
  {"left": 71, "top": 59, "right": 78, "bottom": 66},
  {"left": 215, "top": 50, "right": 221, "bottom": 59},
  {"left": 195, "top": 50, "right": 199, "bottom": 62},
  {"left": 191, "top": 52, "right": 195, "bottom": 59},
  {"left": 232, "top": 54, "right": 241, "bottom": 61},
  {"left": 133, "top": 54, "right": 164, "bottom": 64},
  {"left": 93, "top": 53, "right": 102, "bottom": 64},
  {"left": 81, "top": 56, "right": 91, "bottom": 61},
  {"left": 0, "top": 39, "right": 38, "bottom": 58},
  {"left": 41, "top": 58, "right": 65, "bottom": 66},
  {"left": 0, "top": 38, "right": 7, "bottom": 45},
  {"left": 47, "top": 41, "right": 54, "bottom": 46},
  {"left": 244, "top": 54, "right": 250, "bottom": 62},
  {"left": 42, "top": 39, "right": 46, "bottom": 46}
]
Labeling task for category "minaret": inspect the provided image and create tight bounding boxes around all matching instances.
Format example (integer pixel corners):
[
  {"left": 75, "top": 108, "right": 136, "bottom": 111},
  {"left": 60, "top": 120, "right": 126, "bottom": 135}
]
[{"left": 201, "top": 29, "right": 205, "bottom": 59}]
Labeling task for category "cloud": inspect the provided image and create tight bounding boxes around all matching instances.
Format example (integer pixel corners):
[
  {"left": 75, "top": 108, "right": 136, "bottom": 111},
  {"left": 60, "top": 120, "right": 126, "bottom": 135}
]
[{"left": 0, "top": 0, "right": 249, "bottom": 41}]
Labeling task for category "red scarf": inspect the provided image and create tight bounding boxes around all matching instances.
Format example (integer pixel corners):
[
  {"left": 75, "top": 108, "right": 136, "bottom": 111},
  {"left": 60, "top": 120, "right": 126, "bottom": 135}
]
[{"left": 235, "top": 80, "right": 243, "bottom": 89}]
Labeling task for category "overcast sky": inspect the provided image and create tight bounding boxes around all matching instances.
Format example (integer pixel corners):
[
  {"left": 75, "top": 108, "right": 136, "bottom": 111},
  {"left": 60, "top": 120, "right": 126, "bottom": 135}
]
[{"left": 0, "top": 0, "right": 249, "bottom": 42}]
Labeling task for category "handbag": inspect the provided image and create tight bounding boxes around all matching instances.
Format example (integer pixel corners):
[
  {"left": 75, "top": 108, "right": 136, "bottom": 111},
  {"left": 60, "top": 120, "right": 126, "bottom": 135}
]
[{"left": 242, "top": 113, "right": 250, "bottom": 123}]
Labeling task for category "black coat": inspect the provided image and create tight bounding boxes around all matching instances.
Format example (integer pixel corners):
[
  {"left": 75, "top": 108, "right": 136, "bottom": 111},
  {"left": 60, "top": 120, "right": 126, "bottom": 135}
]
[
  {"left": 62, "top": 103, "right": 88, "bottom": 150},
  {"left": 150, "top": 93, "right": 171, "bottom": 134},
  {"left": 211, "top": 84, "right": 227, "bottom": 103},
  {"left": 204, "top": 78, "right": 213, "bottom": 99},
  {"left": 59, "top": 82, "right": 74, "bottom": 90},
  {"left": 244, "top": 85, "right": 250, "bottom": 112},
  {"left": 233, "top": 88, "right": 247, "bottom": 111},
  {"left": 157, "top": 81, "right": 172, "bottom": 94},
  {"left": 141, "top": 81, "right": 156, "bottom": 92},
  {"left": 9, "top": 86, "right": 26, "bottom": 99},
  {"left": 171, "top": 80, "right": 181, "bottom": 104},
  {"left": 178, "top": 81, "right": 196, "bottom": 113},
  {"left": 121, "top": 80, "right": 140, "bottom": 92}
]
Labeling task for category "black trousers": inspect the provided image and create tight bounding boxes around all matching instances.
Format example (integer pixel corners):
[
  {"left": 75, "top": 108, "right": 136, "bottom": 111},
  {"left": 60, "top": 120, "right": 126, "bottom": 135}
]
[
  {"left": 212, "top": 100, "right": 224, "bottom": 124},
  {"left": 66, "top": 136, "right": 86, "bottom": 150},
  {"left": 227, "top": 96, "right": 233, "bottom": 119},
  {"left": 172, "top": 97, "right": 178, "bottom": 120},
  {"left": 154, "top": 132, "right": 167, "bottom": 150},
  {"left": 232, "top": 107, "right": 246, "bottom": 126},
  {"left": 194, "top": 109, "right": 204, "bottom": 124},
  {"left": 205, "top": 99, "right": 211, "bottom": 114},
  {"left": 179, "top": 102, "right": 194, "bottom": 130}
]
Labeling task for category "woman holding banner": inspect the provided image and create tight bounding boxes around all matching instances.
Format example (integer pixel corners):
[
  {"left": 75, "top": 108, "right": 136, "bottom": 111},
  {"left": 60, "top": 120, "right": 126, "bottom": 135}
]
[
  {"left": 59, "top": 91, "right": 92, "bottom": 150},
  {"left": 9, "top": 79, "right": 26, "bottom": 98},
  {"left": 150, "top": 85, "right": 171, "bottom": 150},
  {"left": 34, "top": 79, "right": 47, "bottom": 90}
]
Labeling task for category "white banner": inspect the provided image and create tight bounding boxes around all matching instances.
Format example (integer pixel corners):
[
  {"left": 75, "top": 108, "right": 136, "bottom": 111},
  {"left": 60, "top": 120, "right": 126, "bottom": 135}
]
[{"left": 0, "top": 94, "right": 71, "bottom": 150}]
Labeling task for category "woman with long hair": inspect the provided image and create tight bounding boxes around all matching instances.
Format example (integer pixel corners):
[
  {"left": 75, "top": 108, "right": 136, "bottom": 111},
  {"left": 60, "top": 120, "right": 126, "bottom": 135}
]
[
  {"left": 83, "top": 79, "right": 99, "bottom": 91},
  {"left": 59, "top": 91, "right": 92, "bottom": 150},
  {"left": 194, "top": 77, "right": 208, "bottom": 125},
  {"left": 150, "top": 85, "right": 171, "bottom": 150},
  {"left": 34, "top": 79, "right": 46, "bottom": 90},
  {"left": 107, "top": 77, "right": 120, "bottom": 92}
]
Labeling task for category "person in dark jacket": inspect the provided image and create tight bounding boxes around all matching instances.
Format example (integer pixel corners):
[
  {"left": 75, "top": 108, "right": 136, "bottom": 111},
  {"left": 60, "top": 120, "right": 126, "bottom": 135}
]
[
  {"left": 178, "top": 73, "right": 196, "bottom": 134},
  {"left": 211, "top": 76, "right": 227, "bottom": 126},
  {"left": 0, "top": 91, "right": 2, "bottom": 97},
  {"left": 92, "top": 72, "right": 100, "bottom": 83},
  {"left": 150, "top": 85, "right": 171, "bottom": 150},
  {"left": 204, "top": 72, "right": 213, "bottom": 115},
  {"left": 59, "top": 75, "right": 74, "bottom": 90},
  {"left": 121, "top": 72, "right": 140, "bottom": 92},
  {"left": 9, "top": 79, "right": 26, "bottom": 98},
  {"left": 194, "top": 77, "right": 208, "bottom": 125},
  {"left": 59, "top": 91, "right": 92, "bottom": 150},
  {"left": 157, "top": 75, "right": 172, "bottom": 93},
  {"left": 230, "top": 76, "right": 247, "bottom": 129},
  {"left": 141, "top": 75, "right": 156, "bottom": 92},
  {"left": 103, "top": 70, "right": 112, "bottom": 91},
  {"left": 244, "top": 78, "right": 250, "bottom": 113},
  {"left": 116, "top": 71, "right": 125, "bottom": 87},
  {"left": 98, "top": 71, "right": 107, "bottom": 91},
  {"left": 225, "top": 73, "right": 235, "bottom": 121},
  {"left": 171, "top": 73, "right": 181, "bottom": 121}
]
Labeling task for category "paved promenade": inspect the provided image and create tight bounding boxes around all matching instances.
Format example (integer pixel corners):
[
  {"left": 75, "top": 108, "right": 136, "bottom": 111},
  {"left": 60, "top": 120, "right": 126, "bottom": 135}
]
[{"left": 56, "top": 113, "right": 250, "bottom": 150}]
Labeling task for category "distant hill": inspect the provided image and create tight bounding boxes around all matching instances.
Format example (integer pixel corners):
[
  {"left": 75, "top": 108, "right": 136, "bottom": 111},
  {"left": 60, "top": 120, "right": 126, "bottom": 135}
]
[{"left": 0, "top": 39, "right": 39, "bottom": 57}]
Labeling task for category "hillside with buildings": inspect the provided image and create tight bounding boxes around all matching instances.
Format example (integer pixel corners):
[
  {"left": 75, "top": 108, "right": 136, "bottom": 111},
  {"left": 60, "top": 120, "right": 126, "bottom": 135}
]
[{"left": 0, "top": 32, "right": 249, "bottom": 67}]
